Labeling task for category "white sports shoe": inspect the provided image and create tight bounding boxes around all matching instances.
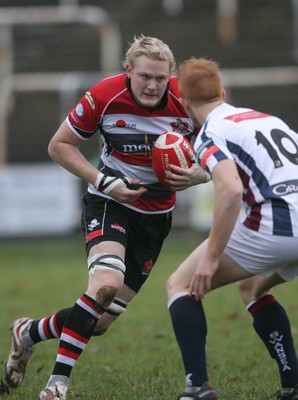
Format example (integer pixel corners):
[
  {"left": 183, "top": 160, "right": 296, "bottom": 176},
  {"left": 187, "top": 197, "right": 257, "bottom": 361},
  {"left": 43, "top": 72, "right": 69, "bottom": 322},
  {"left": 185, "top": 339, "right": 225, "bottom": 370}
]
[
  {"left": 38, "top": 381, "right": 68, "bottom": 400},
  {"left": 5, "top": 317, "right": 35, "bottom": 388}
]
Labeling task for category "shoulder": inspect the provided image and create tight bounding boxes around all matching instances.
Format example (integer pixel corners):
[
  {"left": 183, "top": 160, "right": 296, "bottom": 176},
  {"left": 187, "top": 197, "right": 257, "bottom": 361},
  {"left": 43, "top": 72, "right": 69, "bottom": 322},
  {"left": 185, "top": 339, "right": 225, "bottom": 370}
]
[{"left": 89, "top": 73, "right": 128, "bottom": 98}]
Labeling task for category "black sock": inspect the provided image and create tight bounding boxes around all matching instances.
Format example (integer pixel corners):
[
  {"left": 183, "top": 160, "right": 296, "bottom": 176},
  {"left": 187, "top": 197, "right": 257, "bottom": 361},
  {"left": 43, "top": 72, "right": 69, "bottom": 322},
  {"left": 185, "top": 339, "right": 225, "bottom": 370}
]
[
  {"left": 169, "top": 294, "right": 208, "bottom": 387},
  {"left": 52, "top": 294, "right": 105, "bottom": 378},
  {"left": 248, "top": 295, "right": 298, "bottom": 388},
  {"left": 29, "top": 308, "right": 71, "bottom": 343}
]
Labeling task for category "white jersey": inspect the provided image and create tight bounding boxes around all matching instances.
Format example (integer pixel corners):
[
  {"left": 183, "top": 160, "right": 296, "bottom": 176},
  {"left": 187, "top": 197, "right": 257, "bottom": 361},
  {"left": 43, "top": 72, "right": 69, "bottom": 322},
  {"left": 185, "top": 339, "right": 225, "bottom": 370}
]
[{"left": 194, "top": 103, "right": 298, "bottom": 237}]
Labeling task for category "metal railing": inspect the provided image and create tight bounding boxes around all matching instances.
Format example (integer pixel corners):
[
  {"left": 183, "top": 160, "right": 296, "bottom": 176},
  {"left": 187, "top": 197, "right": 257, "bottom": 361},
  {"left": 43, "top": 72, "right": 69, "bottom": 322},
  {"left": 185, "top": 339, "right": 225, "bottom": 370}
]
[{"left": 0, "top": 5, "right": 122, "bottom": 164}]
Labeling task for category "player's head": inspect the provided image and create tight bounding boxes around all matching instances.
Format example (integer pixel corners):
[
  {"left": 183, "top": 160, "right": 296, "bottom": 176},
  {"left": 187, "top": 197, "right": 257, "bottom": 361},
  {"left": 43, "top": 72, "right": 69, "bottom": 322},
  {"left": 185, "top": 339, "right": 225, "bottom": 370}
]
[
  {"left": 177, "top": 57, "right": 224, "bottom": 106},
  {"left": 123, "top": 34, "right": 176, "bottom": 73},
  {"left": 124, "top": 35, "right": 175, "bottom": 109}
]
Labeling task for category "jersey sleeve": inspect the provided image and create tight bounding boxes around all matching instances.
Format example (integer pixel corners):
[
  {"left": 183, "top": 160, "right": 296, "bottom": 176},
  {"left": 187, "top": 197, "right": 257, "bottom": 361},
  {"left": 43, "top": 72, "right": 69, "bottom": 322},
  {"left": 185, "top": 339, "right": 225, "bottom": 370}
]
[
  {"left": 67, "top": 86, "right": 100, "bottom": 140},
  {"left": 194, "top": 122, "right": 233, "bottom": 174}
]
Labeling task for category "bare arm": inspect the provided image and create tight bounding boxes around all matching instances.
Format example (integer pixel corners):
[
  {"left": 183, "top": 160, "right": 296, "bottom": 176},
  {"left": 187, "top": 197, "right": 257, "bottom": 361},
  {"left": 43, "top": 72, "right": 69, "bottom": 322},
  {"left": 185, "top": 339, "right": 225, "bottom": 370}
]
[
  {"left": 189, "top": 159, "right": 243, "bottom": 299},
  {"left": 48, "top": 120, "right": 99, "bottom": 185},
  {"left": 48, "top": 121, "right": 147, "bottom": 202}
]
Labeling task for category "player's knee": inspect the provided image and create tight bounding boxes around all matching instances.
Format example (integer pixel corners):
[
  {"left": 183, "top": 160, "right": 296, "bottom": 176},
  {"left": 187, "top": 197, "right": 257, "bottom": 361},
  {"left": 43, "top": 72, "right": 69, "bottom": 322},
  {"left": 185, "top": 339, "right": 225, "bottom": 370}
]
[
  {"left": 166, "top": 274, "right": 175, "bottom": 298},
  {"left": 87, "top": 253, "right": 126, "bottom": 307},
  {"left": 237, "top": 280, "right": 256, "bottom": 306},
  {"left": 95, "top": 285, "right": 118, "bottom": 309}
]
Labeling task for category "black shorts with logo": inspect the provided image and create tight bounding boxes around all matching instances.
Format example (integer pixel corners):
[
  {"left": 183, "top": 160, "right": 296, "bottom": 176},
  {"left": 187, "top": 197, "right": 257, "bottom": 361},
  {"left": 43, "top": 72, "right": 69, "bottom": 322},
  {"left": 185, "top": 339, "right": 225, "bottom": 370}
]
[{"left": 81, "top": 192, "right": 172, "bottom": 293}]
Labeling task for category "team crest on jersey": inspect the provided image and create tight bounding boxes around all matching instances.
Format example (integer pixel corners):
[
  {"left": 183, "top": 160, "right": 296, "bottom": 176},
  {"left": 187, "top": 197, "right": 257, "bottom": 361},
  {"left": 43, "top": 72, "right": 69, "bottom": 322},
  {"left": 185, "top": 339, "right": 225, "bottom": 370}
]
[
  {"left": 88, "top": 219, "right": 100, "bottom": 231},
  {"left": 75, "top": 103, "right": 84, "bottom": 118},
  {"left": 170, "top": 118, "right": 191, "bottom": 134},
  {"left": 142, "top": 259, "right": 154, "bottom": 275},
  {"left": 70, "top": 110, "right": 79, "bottom": 124},
  {"left": 85, "top": 91, "right": 95, "bottom": 110}
]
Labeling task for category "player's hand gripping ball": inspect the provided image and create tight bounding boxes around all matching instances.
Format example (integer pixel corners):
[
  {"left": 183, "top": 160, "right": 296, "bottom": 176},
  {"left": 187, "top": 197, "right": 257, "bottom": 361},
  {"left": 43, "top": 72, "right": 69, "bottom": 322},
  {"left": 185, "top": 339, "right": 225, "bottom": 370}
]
[{"left": 152, "top": 132, "right": 194, "bottom": 187}]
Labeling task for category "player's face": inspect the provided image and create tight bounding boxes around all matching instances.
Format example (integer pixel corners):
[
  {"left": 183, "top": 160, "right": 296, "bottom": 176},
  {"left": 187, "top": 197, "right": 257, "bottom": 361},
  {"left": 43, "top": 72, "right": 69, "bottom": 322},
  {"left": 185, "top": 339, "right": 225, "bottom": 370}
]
[{"left": 126, "top": 55, "right": 171, "bottom": 108}]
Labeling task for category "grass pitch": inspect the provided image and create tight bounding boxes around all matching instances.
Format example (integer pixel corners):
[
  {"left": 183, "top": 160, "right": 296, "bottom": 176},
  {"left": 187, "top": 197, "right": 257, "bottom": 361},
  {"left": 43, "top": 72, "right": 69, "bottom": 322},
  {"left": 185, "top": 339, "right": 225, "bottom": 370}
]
[{"left": 0, "top": 230, "right": 298, "bottom": 399}]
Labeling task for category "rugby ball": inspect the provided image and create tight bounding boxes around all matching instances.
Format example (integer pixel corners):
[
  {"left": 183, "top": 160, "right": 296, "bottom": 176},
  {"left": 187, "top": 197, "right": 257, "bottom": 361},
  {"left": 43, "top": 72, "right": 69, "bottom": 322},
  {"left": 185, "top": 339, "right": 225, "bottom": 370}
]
[{"left": 152, "top": 132, "right": 193, "bottom": 187}]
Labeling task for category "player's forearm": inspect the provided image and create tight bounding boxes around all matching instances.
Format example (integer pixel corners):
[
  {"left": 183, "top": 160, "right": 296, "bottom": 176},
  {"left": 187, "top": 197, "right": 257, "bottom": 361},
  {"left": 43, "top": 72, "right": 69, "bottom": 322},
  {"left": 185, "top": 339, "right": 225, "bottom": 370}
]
[
  {"left": 207, "top": 180, "right": 242, "bottom": 260},
  {"left": 49, "top": 142, "right": 99, "bottom": 187}
]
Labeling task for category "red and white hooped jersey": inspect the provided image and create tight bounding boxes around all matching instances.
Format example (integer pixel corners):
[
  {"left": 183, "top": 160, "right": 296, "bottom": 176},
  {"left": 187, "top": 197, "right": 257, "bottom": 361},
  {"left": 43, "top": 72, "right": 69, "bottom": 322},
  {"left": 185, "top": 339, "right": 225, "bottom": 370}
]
[
  {"left": 67, "top": 73, "right": 196, "bottom": 214},
  {"left": 194, "top": 103, "right": 298, "bottom": 236}
]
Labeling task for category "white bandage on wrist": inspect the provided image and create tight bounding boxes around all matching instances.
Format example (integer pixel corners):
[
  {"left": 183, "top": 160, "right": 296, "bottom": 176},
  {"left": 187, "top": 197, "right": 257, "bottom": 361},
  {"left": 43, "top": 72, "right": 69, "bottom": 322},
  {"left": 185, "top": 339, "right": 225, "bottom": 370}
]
[
  {"left": 94, "top": 172, "right": 105, "bottom": 190},
  {"left": 94, "top": 172, "right": 131, "bottom": 195}
]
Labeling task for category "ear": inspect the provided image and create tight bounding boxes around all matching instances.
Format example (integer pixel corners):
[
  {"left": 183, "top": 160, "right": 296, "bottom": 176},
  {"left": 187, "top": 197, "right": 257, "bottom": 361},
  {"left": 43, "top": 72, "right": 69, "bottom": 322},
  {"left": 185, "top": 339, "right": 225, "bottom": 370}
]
[
  {"left": 126, "top": 64, "right": 133, "bottom": 78},
  {"left": 222, "top": 89, "right": 227, "bottom": 101}
]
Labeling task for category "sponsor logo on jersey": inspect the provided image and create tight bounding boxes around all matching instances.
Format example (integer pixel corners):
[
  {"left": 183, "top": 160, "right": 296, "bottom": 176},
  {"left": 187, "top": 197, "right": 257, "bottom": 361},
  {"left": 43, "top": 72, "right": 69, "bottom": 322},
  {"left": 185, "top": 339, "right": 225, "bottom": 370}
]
[
  {"left": 225, "top": 110, "right": 271, "bottom": 123},
  {"left": 111, "top": 223, "right": 126, "bottom": 234},
  {"left": 122, "top": 142, "right": 154, "bottom": 153},
  {"left": 88, "top": 219, "right": 100, "bottom": 231},
  {"left": 113, "top": 119, "right": 137, "bottom": 130},
  {"left": 75, "top": 103, "right": 84, "bottom": 118},
  {"left": 271, "top": 179, "right": 298, "bottom": 196},
  {"left": 170, "top": 118, "right": 191, "bottom": 134},
  {"left": 85, "top": 91, "right": 95, "bottom": 110}
]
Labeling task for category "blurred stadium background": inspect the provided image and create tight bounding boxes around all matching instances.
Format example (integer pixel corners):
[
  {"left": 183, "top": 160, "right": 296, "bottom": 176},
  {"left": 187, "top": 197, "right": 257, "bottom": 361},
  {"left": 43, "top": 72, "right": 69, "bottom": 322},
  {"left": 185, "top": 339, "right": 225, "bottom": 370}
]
[{"left": 0, "top": 0, "right": 297, "bottom": 237}]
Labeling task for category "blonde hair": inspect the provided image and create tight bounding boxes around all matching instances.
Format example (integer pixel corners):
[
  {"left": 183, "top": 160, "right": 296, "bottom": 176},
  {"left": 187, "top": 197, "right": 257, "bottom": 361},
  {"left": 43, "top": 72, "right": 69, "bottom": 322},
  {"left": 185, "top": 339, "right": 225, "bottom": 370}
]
[
  {"left": 123, "top": 34, "right": 176, "bottom": 73},
  {"left": 177, "top": 57, "right": 223, "bottom": 105}
]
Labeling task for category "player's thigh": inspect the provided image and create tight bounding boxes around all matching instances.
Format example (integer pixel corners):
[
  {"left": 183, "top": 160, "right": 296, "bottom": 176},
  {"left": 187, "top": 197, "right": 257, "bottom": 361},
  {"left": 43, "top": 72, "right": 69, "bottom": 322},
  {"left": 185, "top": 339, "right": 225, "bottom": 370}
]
[
  {"left": 211, "top": 252, "right": 254, "bottom": 290},
  {"left": 82, "top": 193, "right": 129, "bottom": 255},
  {"left": 124, "top": 212, "right": 172, "bottom": 293}
]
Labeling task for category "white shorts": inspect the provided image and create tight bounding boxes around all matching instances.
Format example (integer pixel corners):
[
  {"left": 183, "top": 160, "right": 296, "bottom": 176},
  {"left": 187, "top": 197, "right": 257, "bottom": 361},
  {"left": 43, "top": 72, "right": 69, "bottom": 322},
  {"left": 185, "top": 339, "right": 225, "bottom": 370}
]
[{"left": 224, "top": 222, "right": 298, "bottom": 281}]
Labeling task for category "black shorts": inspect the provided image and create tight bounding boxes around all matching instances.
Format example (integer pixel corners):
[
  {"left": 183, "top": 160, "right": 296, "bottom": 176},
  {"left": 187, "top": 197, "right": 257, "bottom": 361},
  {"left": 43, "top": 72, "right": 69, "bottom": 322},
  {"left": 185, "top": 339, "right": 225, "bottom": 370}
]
[{"left": 81, "top": 192, "right": 172, "bottom": 293}]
